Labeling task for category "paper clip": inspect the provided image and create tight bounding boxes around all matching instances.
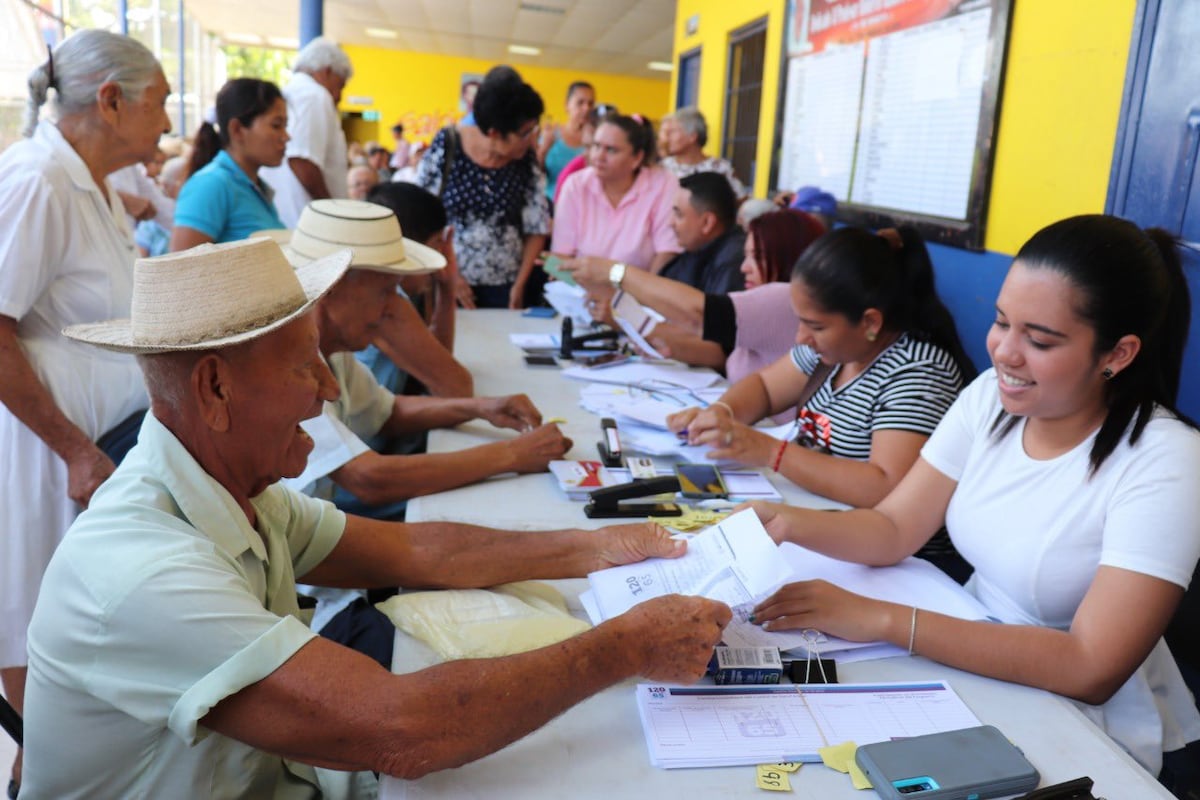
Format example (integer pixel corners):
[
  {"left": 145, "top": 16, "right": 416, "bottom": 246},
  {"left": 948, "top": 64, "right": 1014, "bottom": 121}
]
[{"left": 802, "top": 629, "right": 829, "bottom": 684}]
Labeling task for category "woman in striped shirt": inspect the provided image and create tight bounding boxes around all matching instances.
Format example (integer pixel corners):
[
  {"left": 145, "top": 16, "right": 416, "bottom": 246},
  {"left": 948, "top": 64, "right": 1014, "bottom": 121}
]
[{"left": 668, "top": 226, "right": 975, "bottom": 509}]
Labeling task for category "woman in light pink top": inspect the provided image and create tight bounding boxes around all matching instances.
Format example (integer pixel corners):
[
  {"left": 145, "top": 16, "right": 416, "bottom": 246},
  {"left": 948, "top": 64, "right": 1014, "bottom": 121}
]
[{"left": 551, "top": 113, "right": 680, "bottom": 272}]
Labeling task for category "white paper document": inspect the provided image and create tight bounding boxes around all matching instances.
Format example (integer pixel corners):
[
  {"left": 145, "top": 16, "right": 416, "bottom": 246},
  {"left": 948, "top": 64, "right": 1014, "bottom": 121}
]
[
  {"left": 611, "top": 289, "right": 665, "bottom": 358},
  {"left": 719, "top": 544, "right": 993, "bottom": 660},
  {"left": 509, "top": 332, "right": 559, "bottom": 350},
  {"left": 561, "top": 361, "right": 724, "bottom": 391},
  {"left": 282, "top": 410, "right": 370, "bottom": 494},
  {"left": 585, "top": 509, "right": 790, "bottom": 622},
  {"left": 635, "top": 680, "right": 981, "bottom": 768},
  {"left": 543, "top": 281, "right": 592, "bottom": 328}
]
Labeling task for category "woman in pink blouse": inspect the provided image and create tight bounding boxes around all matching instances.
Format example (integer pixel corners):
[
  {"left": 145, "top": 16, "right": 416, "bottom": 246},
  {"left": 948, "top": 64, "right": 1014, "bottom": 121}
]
[
  {"left": 551, "top": 113, "right": 680, "bottom": 273},
  {"left": 564, "top": 209, "right": 825, "bottom": 385}
]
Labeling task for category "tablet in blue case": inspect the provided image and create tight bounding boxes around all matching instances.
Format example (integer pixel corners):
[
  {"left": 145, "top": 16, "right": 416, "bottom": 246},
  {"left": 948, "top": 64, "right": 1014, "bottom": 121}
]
[{"left": 854, "top": 725, "right": 1040, "bottom": 799}]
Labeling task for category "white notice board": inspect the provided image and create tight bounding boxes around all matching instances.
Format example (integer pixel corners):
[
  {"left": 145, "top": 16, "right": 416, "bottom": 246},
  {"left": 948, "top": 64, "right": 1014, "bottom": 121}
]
[{"left": 771, "top": 0, "right": 1012, "bottom": 250}]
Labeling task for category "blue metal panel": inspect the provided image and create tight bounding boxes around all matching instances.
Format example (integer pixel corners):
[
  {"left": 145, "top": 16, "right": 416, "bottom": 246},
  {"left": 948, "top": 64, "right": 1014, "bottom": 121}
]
[
  {"left": 925, "top": 243, "right": 1010, "bottom": 375},
  {"left": 1109, "top": 0, "right": 1200, "bottom": 240},
  {"left": 300, "top": 0, "right": 323, "bottom": 46},
  {"left": 677, "top": 49, "right": 700, "bottom": 110},
  {"left": 1107, "top": 0, "right": 1200, "bottom": 421}
]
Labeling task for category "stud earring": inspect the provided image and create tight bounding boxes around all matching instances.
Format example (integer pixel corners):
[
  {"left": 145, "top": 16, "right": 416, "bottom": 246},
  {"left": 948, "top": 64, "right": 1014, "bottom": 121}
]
[
  {"left": 866, "top": 331, "right": 877, "bottom": 342},
  {"left": 1102, "top": 367, "right": 1114, "bottom": 380}
]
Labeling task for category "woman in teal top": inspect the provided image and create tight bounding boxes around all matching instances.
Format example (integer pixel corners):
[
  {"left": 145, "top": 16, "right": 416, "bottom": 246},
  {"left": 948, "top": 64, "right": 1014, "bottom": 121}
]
[
  {"left": 537, "top": 81, "right": 595, "bottom": 204},
  {"left": 170, "top": 78, "right": 288, "bottom": 250}
]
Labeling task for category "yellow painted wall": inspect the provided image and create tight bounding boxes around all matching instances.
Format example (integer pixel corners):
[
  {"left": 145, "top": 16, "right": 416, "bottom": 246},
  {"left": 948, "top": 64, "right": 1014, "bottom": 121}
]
[
  {"left": 984, "top": 1, "right": 1135, "bottom": 253},
  {"left": 340, "top": 44, "right": 670, "bottom": 146},
  {"left": 672, "top": 0, "right": 784, "bottom": 199},
  {"left": 672, "top": 0, "right": 1138, "bottom": 255}
]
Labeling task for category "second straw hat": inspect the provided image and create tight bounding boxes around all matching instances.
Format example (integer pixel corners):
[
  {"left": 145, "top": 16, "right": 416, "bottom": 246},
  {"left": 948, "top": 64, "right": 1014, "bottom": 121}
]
[{"left": 275, "top": 198, "right": 446, "bottom": 275}]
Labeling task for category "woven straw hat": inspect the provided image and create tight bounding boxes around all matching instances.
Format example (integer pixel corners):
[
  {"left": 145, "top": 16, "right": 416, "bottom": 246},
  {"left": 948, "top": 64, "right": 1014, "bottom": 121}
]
[
  {"left": 267, "top": 198, "right": 446, "bottom": 275},
  {"left": 63, "top": 237, "right": 351, "bottom": 354}
]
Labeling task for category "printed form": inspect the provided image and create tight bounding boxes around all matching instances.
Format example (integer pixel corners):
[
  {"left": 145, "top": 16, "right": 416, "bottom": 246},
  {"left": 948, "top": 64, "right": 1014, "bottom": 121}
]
[{"left": 636, "top": 681, "right": 981, "bottom": 769}]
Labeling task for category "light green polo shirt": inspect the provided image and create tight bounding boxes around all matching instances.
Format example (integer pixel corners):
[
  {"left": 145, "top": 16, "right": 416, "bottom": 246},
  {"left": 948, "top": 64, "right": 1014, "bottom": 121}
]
[{"left": 22, "top": 412, "right": 377, "bottom": 799}]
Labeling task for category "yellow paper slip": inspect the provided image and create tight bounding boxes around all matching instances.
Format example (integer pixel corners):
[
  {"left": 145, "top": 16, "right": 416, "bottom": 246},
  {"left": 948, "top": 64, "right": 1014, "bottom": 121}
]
[
  {"left": 755, "top": 764, "right": 794, "bottom": 791},
  {"left": 819, "top": 741, "right": 873, "bottom": 790},
  {"left": 649, "top": 507, "right": 729, "bottom": 531}
]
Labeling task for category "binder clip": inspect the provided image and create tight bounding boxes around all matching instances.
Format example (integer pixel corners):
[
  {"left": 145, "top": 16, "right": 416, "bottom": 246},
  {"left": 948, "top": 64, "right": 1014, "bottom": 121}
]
[
  {"left": 783, "top": 629, "right": 838, "bottom": 685},
  {"left": 584, "top": 476, "right": 682, "bottom": 519}
]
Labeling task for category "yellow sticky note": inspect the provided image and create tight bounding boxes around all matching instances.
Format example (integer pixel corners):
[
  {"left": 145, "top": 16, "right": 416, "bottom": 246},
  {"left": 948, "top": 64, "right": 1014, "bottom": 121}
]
[
  {"left": 848, "top": 758, "right": 873, "bottom": 790},
  {"left": 755, "top": 764, "right": 793, "bottom": 791},
  {"left": 649, "top": 507, "right": 730, "bottom": 531},
  {"left": 818, "top": 740, "right": 858, "bottom": 773},
  {"left": 772, "top": 762, "right": 802, "bottom": 773}
]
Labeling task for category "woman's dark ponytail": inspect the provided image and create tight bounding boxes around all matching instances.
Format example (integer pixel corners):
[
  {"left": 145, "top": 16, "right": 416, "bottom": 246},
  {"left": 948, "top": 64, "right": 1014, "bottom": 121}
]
[
  {"left": 186, "top": 121, "right": 221, "bottom": 178},
  {"left": 892, "top": 226, "right": 977, "bottom": 382}
]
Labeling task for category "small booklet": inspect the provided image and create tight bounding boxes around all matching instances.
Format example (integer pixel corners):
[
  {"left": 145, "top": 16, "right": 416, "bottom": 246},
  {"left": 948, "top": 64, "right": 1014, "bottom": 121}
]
[{"left": 636, "top": 680, "right": 981, "bottom": 769}]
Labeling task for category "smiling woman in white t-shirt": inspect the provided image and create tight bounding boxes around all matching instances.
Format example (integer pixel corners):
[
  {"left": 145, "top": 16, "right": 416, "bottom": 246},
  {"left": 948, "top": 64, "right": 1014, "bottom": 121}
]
[{"left": 747, "top": 214, "right": 1200, "bottom": 784}]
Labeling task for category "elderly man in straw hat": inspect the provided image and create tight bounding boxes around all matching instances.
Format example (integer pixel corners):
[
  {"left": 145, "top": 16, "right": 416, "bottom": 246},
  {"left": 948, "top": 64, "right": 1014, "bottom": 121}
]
[
  {"left": 273, "top": 200, "right": 572, "bottom": 662},
  {"left": 19, "top": 237, "right": 730, "bottom": 799}
]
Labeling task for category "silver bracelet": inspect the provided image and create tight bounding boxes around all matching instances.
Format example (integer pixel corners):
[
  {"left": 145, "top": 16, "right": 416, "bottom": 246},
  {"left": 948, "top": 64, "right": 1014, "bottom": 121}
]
[
  {"left": 908, "top": 606, "right": 918, "bottom": 655},
  {"left": 712, "top": 400, "right": 734, "bottom": 417}
]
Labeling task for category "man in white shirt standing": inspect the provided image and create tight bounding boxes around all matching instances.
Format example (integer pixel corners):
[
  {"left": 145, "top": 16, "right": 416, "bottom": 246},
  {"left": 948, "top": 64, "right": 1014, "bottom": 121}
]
[{"left": 261, "top": 37, "right": 353, "bottom": 226}]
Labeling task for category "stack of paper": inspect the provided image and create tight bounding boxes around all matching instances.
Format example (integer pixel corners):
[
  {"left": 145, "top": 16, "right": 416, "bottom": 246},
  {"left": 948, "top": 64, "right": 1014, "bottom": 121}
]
[
  {"left": 543, "top": 281, "right": 592, "bottom": 327},
  {"left": 635, "top": 681, "right": 981, "bottom": 768},
  {"left": 582, "top": 509, "right": 789, "bottom": 623},
  {"left": 561, "top": 360, "right": 723, "bottom": 390}
]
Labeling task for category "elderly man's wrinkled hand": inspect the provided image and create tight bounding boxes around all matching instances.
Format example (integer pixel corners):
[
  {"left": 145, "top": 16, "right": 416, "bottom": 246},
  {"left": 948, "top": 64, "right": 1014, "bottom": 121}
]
[
  {"left": 479, "top": 393, "right": 542, "bottom": 431},
  {"left": 618, "top": 595, "right": 731, "bottom": 683},
  {"left": 590, "top": 521, "right": 686, "bottom": 571},
  {"left": 67, "top": 444, "right": 116, "bottom": 508},
  {"left": 505, "top": 423, "right": 571, "bottom": 473}
]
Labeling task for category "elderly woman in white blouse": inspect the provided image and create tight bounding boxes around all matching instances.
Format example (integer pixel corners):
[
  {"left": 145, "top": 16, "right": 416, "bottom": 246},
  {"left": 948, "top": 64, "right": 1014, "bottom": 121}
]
[{"left": 0, "top": 29, "right": 170, "bottom": 794}]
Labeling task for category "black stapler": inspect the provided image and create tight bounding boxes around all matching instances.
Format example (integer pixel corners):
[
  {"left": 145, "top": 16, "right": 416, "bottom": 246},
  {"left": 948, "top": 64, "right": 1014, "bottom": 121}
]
[
  {"left": 584, "top": 476, "right": 683, "bottom": 519},
  {"left": 1015, "top": 777, "right": 1097, "bottom": 800},
  {"left": 560, "top": 317, "right": 620, "bottom": 359}
]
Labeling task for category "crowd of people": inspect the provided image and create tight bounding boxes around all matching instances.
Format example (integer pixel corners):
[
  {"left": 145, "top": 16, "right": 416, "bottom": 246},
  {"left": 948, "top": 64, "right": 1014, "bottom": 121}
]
[{"left": 0, "top": 25, "right": 1198, "bottom": 800}]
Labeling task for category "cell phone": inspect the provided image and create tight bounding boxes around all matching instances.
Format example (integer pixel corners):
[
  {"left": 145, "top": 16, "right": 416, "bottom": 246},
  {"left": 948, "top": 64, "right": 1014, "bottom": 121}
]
[
  {"left": 523, "top": 353, "right": 559, "bottom": 367},
  {"left": 542, "top": 254, "right": 577, "bottom": 286},
  {"left": 522, "top": 306, "right": 557, "bottom": 318},
  {"left": 577, "top": 352, "right": 630, "bottom": 369},
  {"left": 854, "top": 725, "right": 1039, "bottom": 800},
  {"left": 674, "top": 463, "right": 728, "bottom": 499}
]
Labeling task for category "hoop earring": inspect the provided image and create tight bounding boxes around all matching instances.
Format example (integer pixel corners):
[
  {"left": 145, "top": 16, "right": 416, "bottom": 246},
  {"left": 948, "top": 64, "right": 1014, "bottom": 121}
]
[{"left": 1102, "top": 367, "right": 1114, "bottom": 380}]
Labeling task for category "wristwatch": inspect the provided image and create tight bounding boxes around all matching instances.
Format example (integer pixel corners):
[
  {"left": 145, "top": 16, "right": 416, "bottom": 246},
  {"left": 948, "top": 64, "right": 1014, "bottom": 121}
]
[{"left": 609, "top": 262, "right": 627, "bottom": 290}]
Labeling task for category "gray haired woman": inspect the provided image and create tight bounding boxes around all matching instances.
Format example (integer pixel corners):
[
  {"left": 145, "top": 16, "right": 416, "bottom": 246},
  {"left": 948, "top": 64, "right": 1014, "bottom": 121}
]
[{"left": 0, "top": 29, "right": 169, "bottom": 796}]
